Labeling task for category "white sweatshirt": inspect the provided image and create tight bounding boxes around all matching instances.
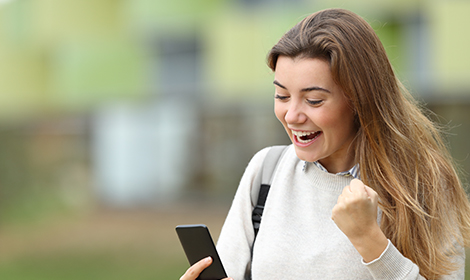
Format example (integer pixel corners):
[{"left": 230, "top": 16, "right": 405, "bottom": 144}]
[{"left": 216, "top": 145, "right": 464, "bottom": 279}]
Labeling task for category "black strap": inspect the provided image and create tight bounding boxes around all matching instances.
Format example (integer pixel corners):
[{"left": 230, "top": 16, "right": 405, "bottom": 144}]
[
  {"left": 251, "top": 146, "right": 288, "bottom": 238},
  {"left": 252, "top": 184, "right": 270, "bottom": 236}
]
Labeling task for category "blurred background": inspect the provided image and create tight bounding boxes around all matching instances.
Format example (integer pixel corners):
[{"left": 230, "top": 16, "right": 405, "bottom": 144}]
[{"left": 0, "top": 0, "right": 469, "bottom": 279}]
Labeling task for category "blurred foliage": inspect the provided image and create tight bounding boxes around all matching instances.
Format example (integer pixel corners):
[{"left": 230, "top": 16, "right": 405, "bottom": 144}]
[{"left": 0, "top": 118, "right": 92, "bottom": 226}]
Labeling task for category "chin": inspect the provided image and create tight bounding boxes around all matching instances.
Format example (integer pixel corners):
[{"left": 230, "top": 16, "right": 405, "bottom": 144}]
[{"left": 293, "top": 148, "right": 318, "bottom": 163}]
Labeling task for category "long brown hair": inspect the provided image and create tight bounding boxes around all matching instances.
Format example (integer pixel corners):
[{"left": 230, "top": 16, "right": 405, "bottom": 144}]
[{"left": 267, "top": 8, "right": 470, "bottom": 279}]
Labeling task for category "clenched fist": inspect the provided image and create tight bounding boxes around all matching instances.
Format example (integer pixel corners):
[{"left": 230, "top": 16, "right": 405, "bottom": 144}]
[{"left": 331, "top": 179, "right": 388, "bottom": 263}]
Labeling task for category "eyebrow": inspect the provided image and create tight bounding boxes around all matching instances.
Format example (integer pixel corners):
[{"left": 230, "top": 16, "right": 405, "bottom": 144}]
[{"left": 273, "top": 80, "right": 331, "bottom": 93}]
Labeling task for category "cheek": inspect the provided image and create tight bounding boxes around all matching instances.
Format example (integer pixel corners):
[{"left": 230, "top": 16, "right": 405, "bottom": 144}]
[
  {"left": 317, "top": 107, "right": 354, "bottom": 133},
  {"left": 322, "top": 115, "right": 343, "bottom": 130},
  {"left": 309, "top": 108, "right": 336, "bottom": 129}
]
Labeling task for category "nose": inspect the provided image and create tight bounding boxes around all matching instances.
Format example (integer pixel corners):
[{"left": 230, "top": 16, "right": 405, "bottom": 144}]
[{"left": 284, "top": 100, "right": 307, "bottom": 125}]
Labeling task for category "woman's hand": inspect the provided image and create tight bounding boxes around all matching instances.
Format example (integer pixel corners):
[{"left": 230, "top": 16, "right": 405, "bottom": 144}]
[
  {"left": 180, "top": 257, "right": 233, "bottom": 280},
  {"left": 331, "top": 179, "right": 388, "bottom": 263}
]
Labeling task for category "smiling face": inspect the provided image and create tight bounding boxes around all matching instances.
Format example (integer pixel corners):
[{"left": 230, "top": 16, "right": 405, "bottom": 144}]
[{"left": 274, "top": 56, "right": 358, "bottom": 173}]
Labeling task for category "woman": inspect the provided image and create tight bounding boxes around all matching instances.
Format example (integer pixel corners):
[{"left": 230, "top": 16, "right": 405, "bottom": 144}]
[{"left": 181, "top": 8, "right": 470, "bottom": 279}]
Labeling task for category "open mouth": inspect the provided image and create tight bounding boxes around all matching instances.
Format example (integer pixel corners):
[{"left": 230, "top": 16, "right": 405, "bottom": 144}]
[{"left": 292, "top": 130, "right": 322, "bottom": 144}]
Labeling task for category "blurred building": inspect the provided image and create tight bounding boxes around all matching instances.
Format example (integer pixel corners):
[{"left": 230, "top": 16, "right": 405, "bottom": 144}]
[{"left": 0, "top": 0, "right": 469, "bottom": 211}]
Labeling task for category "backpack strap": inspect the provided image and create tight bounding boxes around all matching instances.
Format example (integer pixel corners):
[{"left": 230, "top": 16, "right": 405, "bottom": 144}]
[{"left": 251, "top": 145, "right": 288, "bottom": 238}]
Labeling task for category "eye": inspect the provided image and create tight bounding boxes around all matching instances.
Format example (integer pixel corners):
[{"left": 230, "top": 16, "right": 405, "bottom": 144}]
[
  {"left": 275, "top": 94, "right": 290, "bottom": 101},
  {"left": 306, "top": 99, "right": 323, "bottom": 106}
]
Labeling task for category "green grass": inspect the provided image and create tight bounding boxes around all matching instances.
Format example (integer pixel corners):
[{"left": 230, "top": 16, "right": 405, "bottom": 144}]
[
  {"left": 0, "top": 206, "right": 225, "bottom": 280},
  {"left": 0, "top": 250, "right": 188, "bottom": 280}
]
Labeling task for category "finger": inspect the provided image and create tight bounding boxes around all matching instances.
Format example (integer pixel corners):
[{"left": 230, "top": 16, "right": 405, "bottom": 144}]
[
  {"left": 349, "top": 178, "right": 364, "bottom": 190},
  {"left": 349, "top": 179, "right": 369, "bottom": 196},
  {"left": 363, "top": 185, "right": 375, "bottom": 196},
  {"left": 341, "top": 184, "right": 352, "bottom": 196},
  {"left": 180, "top": 257, "right": 212, "bottom": 280},
  {"left": 364, "top": 186, "right": 378, "bottom": 204}
]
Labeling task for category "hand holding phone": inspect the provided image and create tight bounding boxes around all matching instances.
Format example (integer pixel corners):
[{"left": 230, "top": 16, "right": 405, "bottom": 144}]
[{"left": 176, "top": 224, "right": 228, "bottom": 280}]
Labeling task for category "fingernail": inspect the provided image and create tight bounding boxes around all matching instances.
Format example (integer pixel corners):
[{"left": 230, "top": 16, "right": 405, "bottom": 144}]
[{"left": 204, "top": 256, "right": 212, "bottom": 262}]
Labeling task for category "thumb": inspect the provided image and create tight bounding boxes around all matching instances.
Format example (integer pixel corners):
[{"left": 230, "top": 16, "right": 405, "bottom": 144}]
[{"left": 364, "top": 185, "right": 378, "bottom": 204}]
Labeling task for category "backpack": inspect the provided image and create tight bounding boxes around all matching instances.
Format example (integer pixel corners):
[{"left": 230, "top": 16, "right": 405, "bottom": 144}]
[{"left": 251, "top": 145, "right": 288, "bottom": 238}]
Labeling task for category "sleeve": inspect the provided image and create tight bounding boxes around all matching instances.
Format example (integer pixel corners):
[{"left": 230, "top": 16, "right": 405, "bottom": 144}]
[
  {"left": 216, "top": 147, "right": 270, "bottom": 280},
  {"left": 363, "top": 240, "right": 465, "bottom": 279}
]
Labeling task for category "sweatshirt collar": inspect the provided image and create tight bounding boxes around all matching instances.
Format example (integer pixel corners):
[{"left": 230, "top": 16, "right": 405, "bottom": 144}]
[{"left": 303, "top": 161, "right": 360, "bottom": 179}]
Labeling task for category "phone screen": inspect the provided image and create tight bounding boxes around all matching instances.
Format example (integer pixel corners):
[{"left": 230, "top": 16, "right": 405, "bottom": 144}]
[{"left": 176, "top": 224, "right": 227, "bottom": 280}]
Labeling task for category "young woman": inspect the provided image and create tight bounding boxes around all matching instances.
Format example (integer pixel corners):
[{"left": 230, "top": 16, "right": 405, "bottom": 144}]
[{"left": 180, "top": 8, "right": 470, "bottom": 279}]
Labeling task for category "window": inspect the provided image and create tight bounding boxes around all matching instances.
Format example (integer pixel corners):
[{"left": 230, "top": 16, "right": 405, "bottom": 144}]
[{"left": 155, "top": 34, "right": 203, "bottom": 97}]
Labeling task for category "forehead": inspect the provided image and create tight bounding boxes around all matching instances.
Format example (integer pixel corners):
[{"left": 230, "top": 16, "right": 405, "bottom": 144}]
[{"left": 274, "top": 56, "right": 336, "bottom": 89}]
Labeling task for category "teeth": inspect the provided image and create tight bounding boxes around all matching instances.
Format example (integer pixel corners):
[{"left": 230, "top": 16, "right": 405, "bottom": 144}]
[
  {"left": 291, "top": 130, "right": 316, "bottom": 137},
  {"left": 291, "top": 130, "right": 320, "bottom": 144}
]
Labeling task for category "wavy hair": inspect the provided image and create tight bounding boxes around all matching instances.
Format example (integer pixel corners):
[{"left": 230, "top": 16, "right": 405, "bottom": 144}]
[{"left": 267, "top": 8, "right": 470, "bottom": 279}]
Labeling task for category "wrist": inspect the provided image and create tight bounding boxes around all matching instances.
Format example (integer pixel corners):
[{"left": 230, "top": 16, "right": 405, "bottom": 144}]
[{"left": 348, "top": 225, "right": 388, "bottom": 263}]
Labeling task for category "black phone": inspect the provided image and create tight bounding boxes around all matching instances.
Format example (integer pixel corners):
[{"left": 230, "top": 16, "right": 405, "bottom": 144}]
[{"left": 176, "top": 224, "right": 227, "bottom": 280}]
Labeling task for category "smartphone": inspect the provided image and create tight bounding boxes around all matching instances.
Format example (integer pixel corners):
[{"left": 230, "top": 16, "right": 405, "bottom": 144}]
[{"left": 176, "top": 224, "right": 227, "bottom": 280}]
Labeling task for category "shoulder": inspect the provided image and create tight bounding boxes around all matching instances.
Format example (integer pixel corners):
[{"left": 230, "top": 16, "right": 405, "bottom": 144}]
[
  {"left": 247, "top": 145, "right": 293, "bottom": 169},
  {"left": 241, "top": 145, "right": 293, "bottom": 185}
]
